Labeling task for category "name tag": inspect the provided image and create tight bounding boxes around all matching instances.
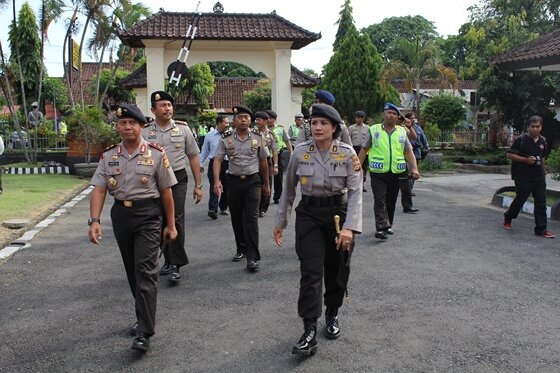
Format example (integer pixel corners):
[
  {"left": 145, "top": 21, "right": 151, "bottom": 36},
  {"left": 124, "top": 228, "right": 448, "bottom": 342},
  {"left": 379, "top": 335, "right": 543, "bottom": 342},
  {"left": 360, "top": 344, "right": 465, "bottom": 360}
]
[{"left": 108, "top": 161, "right": 119, "bottom": 166}]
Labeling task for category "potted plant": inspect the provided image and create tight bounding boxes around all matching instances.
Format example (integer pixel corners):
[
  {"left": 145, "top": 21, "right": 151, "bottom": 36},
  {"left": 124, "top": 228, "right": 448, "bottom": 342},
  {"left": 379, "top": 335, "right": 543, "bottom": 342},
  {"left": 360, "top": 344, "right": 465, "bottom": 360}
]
[{"left": 66, "top": 107, "right": 119, "bottom": 177}]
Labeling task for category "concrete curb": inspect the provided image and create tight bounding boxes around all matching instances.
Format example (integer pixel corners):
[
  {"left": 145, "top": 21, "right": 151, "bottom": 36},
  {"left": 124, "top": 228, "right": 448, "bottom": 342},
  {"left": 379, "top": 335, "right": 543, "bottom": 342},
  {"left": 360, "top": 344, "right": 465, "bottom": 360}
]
[
  {"left": 491, "top": 186, "right": 560, "bottom": 220},
  {"left": 2, "top": 166, "right": 70, "bottom": 175},
  {"left": 0, "top": 186, "right": 93, "bottom": 262}
]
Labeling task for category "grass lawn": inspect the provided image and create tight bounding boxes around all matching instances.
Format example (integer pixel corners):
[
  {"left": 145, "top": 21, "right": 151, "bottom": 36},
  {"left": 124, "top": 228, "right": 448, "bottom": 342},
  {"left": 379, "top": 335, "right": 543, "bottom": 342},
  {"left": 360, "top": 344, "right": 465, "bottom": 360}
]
[{"left": 0, "top": 174, "right": 88, "bottom": 245}]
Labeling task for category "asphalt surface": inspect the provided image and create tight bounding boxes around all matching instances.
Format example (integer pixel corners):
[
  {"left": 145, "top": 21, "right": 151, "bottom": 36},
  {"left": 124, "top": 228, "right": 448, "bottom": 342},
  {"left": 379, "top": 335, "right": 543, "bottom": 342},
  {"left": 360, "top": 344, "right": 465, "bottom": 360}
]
[{"left": 1, "top": 172, "right": 560, "bottom": 372}]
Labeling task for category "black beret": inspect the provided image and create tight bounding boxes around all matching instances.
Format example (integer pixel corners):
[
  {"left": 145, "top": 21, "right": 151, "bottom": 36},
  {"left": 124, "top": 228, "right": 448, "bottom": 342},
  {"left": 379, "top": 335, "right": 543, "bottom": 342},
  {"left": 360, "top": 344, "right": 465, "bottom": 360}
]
[
  {"left": 115, "top": 105, "right": 147, "bottom": 124},
  {"left": 310, "top": 104, "right": 343, "bottom": 125},
  {"left": 151, "top": 91, "right": 174, "bottom": 106},
  {"left": 355, "top": 111, "right": 366, "bottom": 117},
  {"left": 233, "top": 105, "right": 254, "bottom": 120},
  {"left": 265, "top": 109, "right": 277, "bottom": 119},
  {"left": 254, "top": 111, "right": 269, "bottom": 120}
]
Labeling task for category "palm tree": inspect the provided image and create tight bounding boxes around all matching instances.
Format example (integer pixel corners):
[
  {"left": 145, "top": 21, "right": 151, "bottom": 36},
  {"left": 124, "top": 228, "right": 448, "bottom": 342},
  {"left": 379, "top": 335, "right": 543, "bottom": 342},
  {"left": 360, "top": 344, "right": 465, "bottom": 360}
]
[{"left": 381, "top": 36, "right": 458, "bottom": 118}]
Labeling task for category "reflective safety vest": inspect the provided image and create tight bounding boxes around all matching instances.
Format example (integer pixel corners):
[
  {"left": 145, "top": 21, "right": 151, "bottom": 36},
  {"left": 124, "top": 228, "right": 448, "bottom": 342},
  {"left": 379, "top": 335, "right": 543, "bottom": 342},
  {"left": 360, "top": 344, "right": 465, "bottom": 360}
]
[
  {"left": 290, "top": 125, "right": 299, "bottom": 139},
  {"left": 273, "top": 127, "right": 286, "bottom": 149},
  {"left": 198, "top": 126, "right": 208, "bottom": 136},
  {"left": 367, "top": 123, "right": 407, "bottom": 173}
]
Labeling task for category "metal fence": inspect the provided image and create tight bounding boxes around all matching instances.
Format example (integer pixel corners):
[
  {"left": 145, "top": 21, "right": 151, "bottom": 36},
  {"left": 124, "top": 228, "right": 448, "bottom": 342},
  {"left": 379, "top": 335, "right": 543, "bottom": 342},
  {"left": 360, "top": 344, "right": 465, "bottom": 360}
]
[
  {"left": 426, "top": 129, "right": 489, "bottom": 147},
  {"left": 4, "top": 136, "right": 68, "bottom": 152}
]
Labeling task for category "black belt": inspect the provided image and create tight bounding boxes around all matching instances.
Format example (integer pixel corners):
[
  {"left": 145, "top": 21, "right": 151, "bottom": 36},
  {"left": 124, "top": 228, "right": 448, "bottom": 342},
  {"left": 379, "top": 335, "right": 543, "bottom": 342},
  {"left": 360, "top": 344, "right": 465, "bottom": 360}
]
[
  {"left": 228, "top": 173, "right": 259, "bottom": 181},
  {"left": 301, "top": 194, "right": 345, "bottom": 207},
  {"left": 114, "top": 198, "right": 160, "bottom": 208}
]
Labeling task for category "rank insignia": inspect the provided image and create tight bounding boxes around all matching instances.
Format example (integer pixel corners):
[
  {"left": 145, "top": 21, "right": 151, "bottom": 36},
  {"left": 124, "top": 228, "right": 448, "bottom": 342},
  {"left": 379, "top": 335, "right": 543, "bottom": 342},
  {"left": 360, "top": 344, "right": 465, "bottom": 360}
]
[
  {"left": 309, "top": 145, "right": 315, "bottom": 152},
  {"left": 332, "top": 146, "right": 338, "bottom": 153},
  {"left": 332, "top": 153, "right": 347, "bottom": 161},
  {"left": 351, "top": 155, "right": 361, "bottom": 172},
  {"left": 303, "top": 153, "right": 311, "bottom": 160},
  {"left": 141, "top": 176, "right": 149, "bottom": 184},
  {"left": 116, "top": 108, "right": 122, "bottom": 117},
  {"left": 108, "top": 177, "right": 117, "bottom": 187},
  {"left": 300, "top": 176, "right": 308, "bottom": 185},
  {"left": 172, "top": 126, "right": 179, "bottom": 132},
  {"left": 163, "top": 155, "right": 170, "bottom": 168}
]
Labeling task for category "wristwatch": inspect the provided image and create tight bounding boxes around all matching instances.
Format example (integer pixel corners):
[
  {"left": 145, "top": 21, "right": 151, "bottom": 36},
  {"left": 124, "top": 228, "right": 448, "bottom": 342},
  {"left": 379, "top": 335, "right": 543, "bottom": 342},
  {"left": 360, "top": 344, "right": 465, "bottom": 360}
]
[
  {"left": 195, "top": 185, "right": 203, "bottom": 189},
  {"left": 88, "top": 217, "right": 101, "bottom": 226}
]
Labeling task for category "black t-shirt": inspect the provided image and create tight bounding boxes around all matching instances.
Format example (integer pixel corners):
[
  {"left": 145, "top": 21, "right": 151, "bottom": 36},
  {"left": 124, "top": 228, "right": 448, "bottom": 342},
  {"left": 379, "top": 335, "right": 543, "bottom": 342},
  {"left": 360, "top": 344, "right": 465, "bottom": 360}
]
[{"left": 507, "top": 134, "right": 548, "bottom": 181}]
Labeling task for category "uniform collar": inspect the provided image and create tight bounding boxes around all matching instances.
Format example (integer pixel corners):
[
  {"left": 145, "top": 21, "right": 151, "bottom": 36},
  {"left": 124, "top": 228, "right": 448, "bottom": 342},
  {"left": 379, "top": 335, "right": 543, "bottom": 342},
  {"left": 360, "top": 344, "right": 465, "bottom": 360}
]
[{"left": 153, "top": 120, "right": 175, "bottom": 132}]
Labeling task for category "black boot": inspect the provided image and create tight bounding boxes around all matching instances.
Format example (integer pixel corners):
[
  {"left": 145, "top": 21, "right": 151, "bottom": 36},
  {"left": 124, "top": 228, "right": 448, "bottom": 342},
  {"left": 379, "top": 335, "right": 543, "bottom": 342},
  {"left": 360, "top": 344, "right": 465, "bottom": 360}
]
[
  {"left": 292, "top": 318, "right": 317, "bottom": 356},
  {"left": 325, "top": 308, "right": 341, "bottom": 340}
]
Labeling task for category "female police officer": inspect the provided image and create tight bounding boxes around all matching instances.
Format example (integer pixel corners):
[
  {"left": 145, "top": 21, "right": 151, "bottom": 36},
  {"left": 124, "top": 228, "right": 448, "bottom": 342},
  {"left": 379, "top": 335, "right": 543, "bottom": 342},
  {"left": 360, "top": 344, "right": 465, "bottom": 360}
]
[
  {"left": 273, "top": 104, "right": 363, "bottom": 356},
  {"left": 88, "top": 104, "right": 178, "bottom": 351}
]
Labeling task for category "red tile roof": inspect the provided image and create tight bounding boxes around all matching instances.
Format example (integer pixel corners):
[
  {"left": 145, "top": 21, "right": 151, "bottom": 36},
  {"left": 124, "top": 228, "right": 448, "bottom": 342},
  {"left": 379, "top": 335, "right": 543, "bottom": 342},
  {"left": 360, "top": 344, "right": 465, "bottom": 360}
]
[
  {"left": 118, "top": 11, "right": 321, "bottom": 49},
  {"left": 391, "top": 79, "right": 478, "bottom": 93},
  {"left": 493, "top": 28, "right": 560, "bottom": 70}
]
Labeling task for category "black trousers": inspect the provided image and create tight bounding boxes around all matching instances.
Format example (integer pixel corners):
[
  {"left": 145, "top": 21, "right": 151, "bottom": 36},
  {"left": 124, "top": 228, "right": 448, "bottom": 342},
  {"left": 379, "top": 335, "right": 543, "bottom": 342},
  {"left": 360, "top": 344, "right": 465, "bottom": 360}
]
[
  {"left": 295, "top": 199, "right": 352, "bottom": 319},
  {"left": 505, "top": 178, "right": 548, "bottom": 234},
  {"left": 371, "top": 172, "right": 402, "bottom": 231},
  {"left": 273, "top": 150, "right": 284, "bottom": 202},
  {"left": 259, "top": 157, "right": 273, "bottom": 213},
  {"left": 162, "top": 168, "right": 189, "bottom": 267},
  {"left": 111, "top": 200, "right": 162, "bottom": 336},
  {"left": 399, "top": 168, "right": 413, "bottom": 210},
  {"left": 208, "top": 159, "right": 229, "bottom": 213},
  {"left": 227, "top": 173, "right": 261, "bottom": 261}
]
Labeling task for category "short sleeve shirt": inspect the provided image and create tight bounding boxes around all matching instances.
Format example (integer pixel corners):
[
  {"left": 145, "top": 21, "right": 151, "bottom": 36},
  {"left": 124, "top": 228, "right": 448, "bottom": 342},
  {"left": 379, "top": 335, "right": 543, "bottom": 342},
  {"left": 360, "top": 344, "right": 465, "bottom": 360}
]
[{"left": 507, "top": 134, "right": 547, "bottom": 181}]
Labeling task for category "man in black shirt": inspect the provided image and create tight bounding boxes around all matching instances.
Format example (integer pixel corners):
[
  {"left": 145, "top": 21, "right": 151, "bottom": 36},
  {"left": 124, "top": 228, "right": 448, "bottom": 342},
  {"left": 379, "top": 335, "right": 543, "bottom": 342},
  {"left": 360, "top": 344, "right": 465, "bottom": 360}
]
[{"left": 503, "top": 115, "right": 555, "bottom": 238}]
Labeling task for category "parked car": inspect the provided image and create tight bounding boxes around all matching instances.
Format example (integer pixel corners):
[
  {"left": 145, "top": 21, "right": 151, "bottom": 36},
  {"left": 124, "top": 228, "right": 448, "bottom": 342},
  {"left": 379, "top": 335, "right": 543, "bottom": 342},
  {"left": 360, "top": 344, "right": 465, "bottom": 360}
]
[{"left": 7, "top": 130, "right": 29, "bottom": 149}]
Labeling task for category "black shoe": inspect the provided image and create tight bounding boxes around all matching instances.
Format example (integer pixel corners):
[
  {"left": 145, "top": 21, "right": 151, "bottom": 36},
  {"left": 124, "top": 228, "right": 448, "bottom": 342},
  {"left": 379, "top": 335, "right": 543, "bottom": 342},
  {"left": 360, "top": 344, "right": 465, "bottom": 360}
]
[
  {"left": 325, "top": 315, "right": 341, "bottom": 340},
  {"left": 159, "top": 262, "right": 172, "bottom": 275},
  {"left": 375, "top": 231, "right": 388, "bottom": 240},
  {"left": 247, "top": 260, "right": 259, "bottom": 272},
  {"left": 132, "top": 332, "right": 150, "bottom": 351},
  {"left": 258, "top": 211, "right": 266, "bottom": 217},
  {"left": 130, "top": 321, "right": 138, "bottom": 336},
  {"left": 384, "top": 228, "right": 394, "bottom": 235},
  {"left": 219, "top": 210, "right": 229, "bottom": 215},
  {"left": 208, "top": 210, "right": 218, "bottom": 220},
  {"left": 292, "top": 319, "right": 317, "bottom": 356},
  {"left": 168, "top": 265, "right": 181, "bottom": 283},
  {"left": 362, "top": 187, "right": 367, "bottom": 192},
  {"left": 403, "top": 208, "right": 419, "bottom": 213},
  {"left": 273, "top": 199, "right": 279, "bottom": 204},
  {"left": 232, "top": 253, "right": 245, "bottom": 262},
  {"left": 411, "top": 192, "right": 416, "bottom": 196}
]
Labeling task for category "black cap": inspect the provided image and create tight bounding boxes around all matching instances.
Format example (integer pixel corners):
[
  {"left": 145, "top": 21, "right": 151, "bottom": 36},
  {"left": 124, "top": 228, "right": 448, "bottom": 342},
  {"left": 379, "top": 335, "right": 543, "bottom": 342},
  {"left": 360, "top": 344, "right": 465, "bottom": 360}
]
[
  {"left": 115, "top": 105, "right": 147, "bottom": 124},
  {"left": 254, "top": 111, "right": 269, "bottom": 120},
  {"left": 265, "top": 109, "right": 277, "bottom": 119},
  {"left": 233, "top": 105, "right": 254, "bottom": 121},
  {"left": 355, "top": 111, "right": 366, "bottom": 117},
  {"left": 310, "top": 104, "right": 343, "bottom": 125},
  {"left": 151, "top": 91, "right": 174, "bottom": 106}
]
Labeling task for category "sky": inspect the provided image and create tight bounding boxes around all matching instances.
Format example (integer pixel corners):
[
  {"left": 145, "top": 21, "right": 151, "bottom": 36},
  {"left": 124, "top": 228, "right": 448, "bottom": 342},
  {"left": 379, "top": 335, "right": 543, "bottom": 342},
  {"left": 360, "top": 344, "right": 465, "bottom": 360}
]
[{"left": 0, "top": 0, "right": 479, "bottom": 77}]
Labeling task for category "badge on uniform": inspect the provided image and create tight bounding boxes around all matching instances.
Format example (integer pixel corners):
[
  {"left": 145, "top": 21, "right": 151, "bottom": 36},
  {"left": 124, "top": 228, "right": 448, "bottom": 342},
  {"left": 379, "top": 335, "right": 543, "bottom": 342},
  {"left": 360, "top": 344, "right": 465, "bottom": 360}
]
[
  {"left": 251, "top": 139, "right": 258, "bottom": 148},
  {"left": 148, "top": 131, "right": 156, "bottom": 139},
  {"left": 175, "top": 144, "right": 181, "bottom": 149},
  {"left": 332, "top": 153, "right": 347, "bottom": 161},
  {"left": 303, "top": 153, "right": 311, "bottom": 160},
  {"left": 300, "top": 176, "right": 308, "bottom": 185},
  {"left": 108, "top": 177, "right": 117, "bottom": 187},
  {"left": 351, "top": 155, "right": 361, "bottom": 172},
  {"left": 112, "top": 154, "right": 118, "bottom": 161},
  {"left": 108, "top": 161, "right": 119, "bottom": 166},
  {"left": 141, "top": 176, "right": 149, "bottom": 184}
]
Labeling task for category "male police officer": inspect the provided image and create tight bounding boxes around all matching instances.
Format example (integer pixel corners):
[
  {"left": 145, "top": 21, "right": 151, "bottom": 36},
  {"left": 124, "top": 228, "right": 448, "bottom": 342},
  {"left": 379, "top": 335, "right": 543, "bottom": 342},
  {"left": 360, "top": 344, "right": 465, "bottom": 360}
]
[
  {"left": 89, "top": 104, "right": 177, "bottom": 351},
  {"left": 255, "top": 111, "right": 279, "bottom": 217},
  {"left": 358, "top": 103, "right": 420, "bottom": 239},
  {"left": 289, "top": 113, "right": 305, "bottom": 147},
  {"left": 142, "top": 91, "right": 202, "bottom": 283},
  {"left": 212, "top": 105, "right": 270, "bottom": 272},
  {"left": 266, "top": 109, "right": 292, "bottom": 204}
]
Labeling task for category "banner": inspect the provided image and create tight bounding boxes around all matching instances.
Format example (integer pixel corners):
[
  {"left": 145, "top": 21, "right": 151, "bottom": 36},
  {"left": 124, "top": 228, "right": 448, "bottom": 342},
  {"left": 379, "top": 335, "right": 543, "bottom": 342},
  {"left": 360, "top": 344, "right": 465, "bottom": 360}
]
[{"left": 71, "top": 39, "right": 80, "bottom": 71}]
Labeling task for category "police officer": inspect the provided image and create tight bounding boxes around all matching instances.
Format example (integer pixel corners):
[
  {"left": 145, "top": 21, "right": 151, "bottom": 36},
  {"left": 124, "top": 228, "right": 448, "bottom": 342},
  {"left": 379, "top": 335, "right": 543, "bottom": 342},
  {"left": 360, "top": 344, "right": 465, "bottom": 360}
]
[
  {"left": 142, "top": 91, "right": 202, "bottom": 283},
  {"left": 213, "top": 105, "right": 270, "bottom": 272},
  {"left": 348, "top": 110, "right": 369, "bottom": 192},
  {"left": 273, "top": 104, "right": 363, "bottom": 356},
  {"left": 89, "top": 104, "right": 178, "bottom": 351},
  {"left": 358, "top": 103, "right": 420, "bottom": 240},
  {"left": 255, "top": 111, "right": 279, "bottom": 217},
  {"left": 266, "top": 109, "right": 292, "bottom": 204},
  {"left": 289, "top": 113, "right": 304, "bottom": 147}
]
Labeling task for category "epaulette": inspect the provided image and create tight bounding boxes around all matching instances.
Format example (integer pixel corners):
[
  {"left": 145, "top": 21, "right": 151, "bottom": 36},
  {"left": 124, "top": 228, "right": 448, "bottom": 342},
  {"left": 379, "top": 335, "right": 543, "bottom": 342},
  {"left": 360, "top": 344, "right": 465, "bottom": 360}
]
[
  {"left": 174, "top": 120, "right": 188, "bottom": 126},
  {"left": 337, "top": 141, "right": 354, "bottom": 151},
  {"left": 221, "top": 129, "right": 232, "bottom": 138},
  {"left": 251, "top": 127, "right": 262, "bottom": 136},
  {"left": 102, "top": 143, "right": 118, "bottom": 153},
  {"left": 148, "top": 142, "right": 165, "bottom": 152}
]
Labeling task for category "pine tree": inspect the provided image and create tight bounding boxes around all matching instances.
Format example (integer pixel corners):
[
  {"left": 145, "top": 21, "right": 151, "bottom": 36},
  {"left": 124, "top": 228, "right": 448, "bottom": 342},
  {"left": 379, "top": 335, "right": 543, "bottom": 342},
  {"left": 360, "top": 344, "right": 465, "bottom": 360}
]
[{"left": 333, "top": 0, "right": 354, "bottom": 51}]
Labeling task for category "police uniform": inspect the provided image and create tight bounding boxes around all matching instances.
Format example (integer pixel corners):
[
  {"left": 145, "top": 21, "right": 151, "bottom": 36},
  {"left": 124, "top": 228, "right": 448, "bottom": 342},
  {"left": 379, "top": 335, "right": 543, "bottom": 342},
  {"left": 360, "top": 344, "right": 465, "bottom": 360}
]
[
  {"left": 274, "top": 104, "right": 363, "bottom": 355},
  {"left": 90, "top": 105, "right": 177, "bottom": 341},
  {"left": 259, "top": 119, "right": 278, "bottom": 215},
  {"left": 142, "top": 91, "right": 199, "bottom": 274},
  {"left": 214, "top": 106, "right": 269, "bottom": 267}
]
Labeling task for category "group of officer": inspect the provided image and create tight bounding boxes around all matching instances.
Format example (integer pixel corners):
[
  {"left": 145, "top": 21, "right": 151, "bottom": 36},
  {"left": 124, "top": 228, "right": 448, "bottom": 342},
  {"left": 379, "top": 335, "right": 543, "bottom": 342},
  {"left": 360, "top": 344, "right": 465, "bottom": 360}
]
[{"left": 87, "top": 86, "right": 420, "bottom": 355}]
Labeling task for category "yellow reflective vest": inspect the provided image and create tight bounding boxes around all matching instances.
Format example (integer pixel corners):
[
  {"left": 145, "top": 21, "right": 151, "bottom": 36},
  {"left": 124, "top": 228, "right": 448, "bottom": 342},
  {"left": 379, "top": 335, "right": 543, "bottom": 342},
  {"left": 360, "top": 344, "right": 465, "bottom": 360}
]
[
  {"left": 367, "top": 123, "right": 407, "bottom": 173},
  {"left": 273, "top": 127, "right": 286, "bottom": 149}
]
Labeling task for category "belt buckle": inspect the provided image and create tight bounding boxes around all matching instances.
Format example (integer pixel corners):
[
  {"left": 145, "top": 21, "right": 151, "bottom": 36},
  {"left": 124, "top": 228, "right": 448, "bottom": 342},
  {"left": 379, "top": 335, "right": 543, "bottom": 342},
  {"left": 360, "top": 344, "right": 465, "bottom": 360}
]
[
  {"left": 124, "top": 200, "right": 133, "bottom": 207},
  {"left": 240, "top": 175, "right": 246, "bottom": 180}
]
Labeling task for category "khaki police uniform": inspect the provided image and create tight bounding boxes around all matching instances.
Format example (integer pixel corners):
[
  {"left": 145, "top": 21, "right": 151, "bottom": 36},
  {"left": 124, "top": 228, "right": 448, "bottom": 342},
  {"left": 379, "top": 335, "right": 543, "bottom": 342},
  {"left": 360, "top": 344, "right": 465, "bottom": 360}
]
[
  {"left": 274, "top": 138, "right": 363, "bottom": 320},
  {"left": 260, "top": 128, "right": 279, "bottom": 214},
  {"left": 215, "top": 127, "right": 269, "bottom": 262},
  {"left": 90, "top": 138, "right": 177, "bottom": 336},
  {"left": 142, "top": 120, "right": 199, "bottom": 268}
]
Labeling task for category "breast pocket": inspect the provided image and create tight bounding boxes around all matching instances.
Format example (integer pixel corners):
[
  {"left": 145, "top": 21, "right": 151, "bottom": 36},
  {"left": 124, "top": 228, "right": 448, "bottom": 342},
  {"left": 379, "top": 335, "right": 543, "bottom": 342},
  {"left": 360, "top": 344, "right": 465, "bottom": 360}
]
[
  {"left": 329, "top": 166, "right": 348, "bottom": 192},
  {"left": 136, "top": 166, "right": 155, "bottom": 187},
  {"left": 107, "top": 168, "right": 122, "bottom": 190},
  {"left": 170, "top": 135, "right": 183, "bottom": 148},
  {"left": 296, "top": 164, "right": 314, "bottom": 193}
]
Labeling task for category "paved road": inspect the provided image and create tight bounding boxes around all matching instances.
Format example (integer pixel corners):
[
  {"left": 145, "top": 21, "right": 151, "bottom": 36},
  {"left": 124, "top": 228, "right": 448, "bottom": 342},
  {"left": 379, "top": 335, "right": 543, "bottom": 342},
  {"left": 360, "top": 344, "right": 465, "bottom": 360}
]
[{"left": 1, "top": 173, "right": 559, "bottom": 372}]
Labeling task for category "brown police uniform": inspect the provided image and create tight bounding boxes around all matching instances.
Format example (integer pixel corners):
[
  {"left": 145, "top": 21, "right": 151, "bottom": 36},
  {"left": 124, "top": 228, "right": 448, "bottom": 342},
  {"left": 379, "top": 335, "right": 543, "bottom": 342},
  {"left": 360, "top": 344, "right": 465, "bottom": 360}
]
[
  {"left": 214, "top": 127, "right": 269, "bottom": 262},
  {"left": 90, "top": 138, "right": 177, "bottom": 336},
  {"left": 274, "top": 138, "right": 363, "bottom": 320},
  {"left": 142, "top": 119, "right": 199, "bottom": 268},
  {"left": 259, "top": 128, "right": 278, "bottom": 214}
]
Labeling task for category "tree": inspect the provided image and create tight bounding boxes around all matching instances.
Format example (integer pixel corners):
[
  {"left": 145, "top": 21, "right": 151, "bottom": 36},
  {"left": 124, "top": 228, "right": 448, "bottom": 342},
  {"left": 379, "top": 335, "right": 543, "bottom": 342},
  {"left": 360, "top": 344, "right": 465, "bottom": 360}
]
[
  {"left": 421, "top": 94, "right": 466, "bottom": 131},
  {"left": 300, "top": 68, "right": 319, "bottom": 117},
  {"left": 89, "top": 68, "right": 135, "bottom": 109},
  {"left": 362, "top": 15, "right": 439, "bottom": 60},
  {"left": 166, "top": 63, "right": 215, "bottom": 111},
  {"left": 381, "top": 36, "right": 458, "bottom": 117},
  {"left": 321, "top": 21, "right": 384, "bottom": 119},
  {"left": 208, "top": 61, "right": 265, "bottom": 77},
  {"left": 333, "top": 0, "right": 354, "bottom": 51},
  {"left": 243, "top": 79, "right": 271, "bottom": 113},
  {"left": 43, "top": 76, "right": 69, "bottom": 113}
]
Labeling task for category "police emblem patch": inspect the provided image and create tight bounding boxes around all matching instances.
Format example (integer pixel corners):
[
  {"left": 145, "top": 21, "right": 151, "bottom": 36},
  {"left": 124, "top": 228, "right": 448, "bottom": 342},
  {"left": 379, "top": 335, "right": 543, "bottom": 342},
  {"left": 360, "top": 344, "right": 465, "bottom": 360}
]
[
  {"left": 141, "top": 176, "right": 149, "bottom": 184},
  {"left": 300, "top": 176, "right": 308, "bottom": 185},
  {"left": 108, "top": 177, "right": 117, "bottom": 187},
  {"left": 303, "top": 153, "right": 310, "bottom": 160},
  {"left": 116, "top": 108, "right": 122, "bottom": 117}
]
